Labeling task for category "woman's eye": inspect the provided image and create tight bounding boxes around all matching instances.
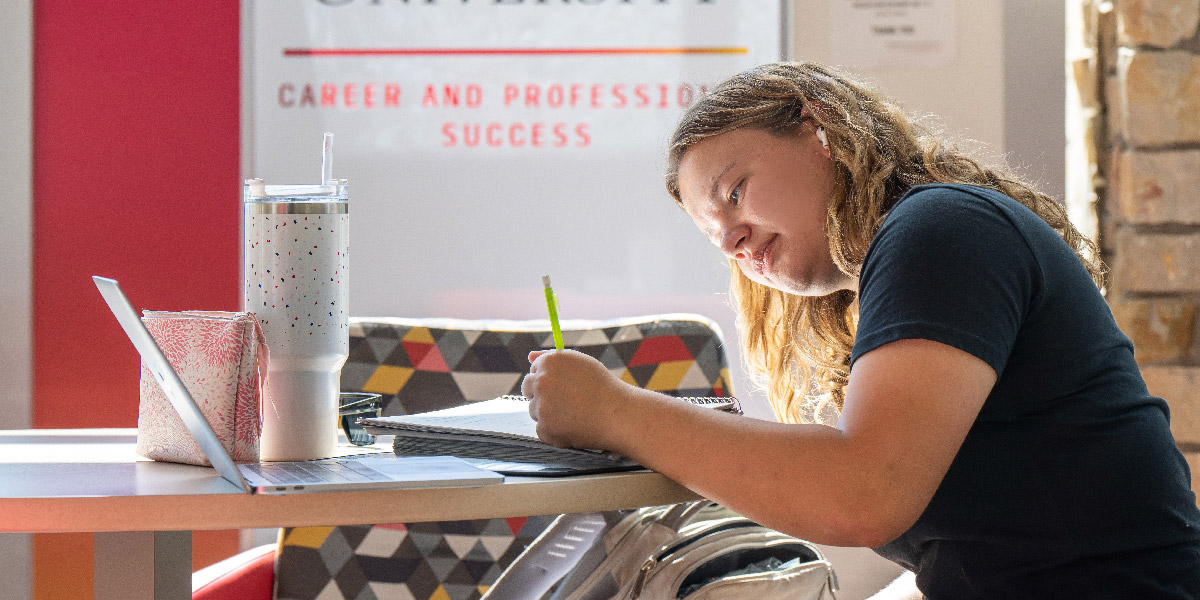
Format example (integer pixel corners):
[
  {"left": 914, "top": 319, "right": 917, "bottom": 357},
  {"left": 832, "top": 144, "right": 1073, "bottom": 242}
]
[{"left": 729, "top": 183, "right": 743, "bottom": 206}]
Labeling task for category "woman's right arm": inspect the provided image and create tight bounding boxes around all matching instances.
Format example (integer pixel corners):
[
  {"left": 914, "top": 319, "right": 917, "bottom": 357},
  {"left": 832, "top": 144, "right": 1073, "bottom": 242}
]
[{"left": 523, "top": 337, "right": 995, "bottom": 547}]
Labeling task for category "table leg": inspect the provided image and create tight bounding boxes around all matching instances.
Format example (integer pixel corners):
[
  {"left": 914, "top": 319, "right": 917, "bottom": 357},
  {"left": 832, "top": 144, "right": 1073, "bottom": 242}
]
[{"left": 95, "top": 531, "right": 192, "bottom": 600}]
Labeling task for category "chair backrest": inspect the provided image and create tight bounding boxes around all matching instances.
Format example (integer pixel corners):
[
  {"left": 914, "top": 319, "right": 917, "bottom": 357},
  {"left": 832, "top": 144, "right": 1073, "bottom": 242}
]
[{"left": 274, "top": 314, "right": 734, "bottom": 600}]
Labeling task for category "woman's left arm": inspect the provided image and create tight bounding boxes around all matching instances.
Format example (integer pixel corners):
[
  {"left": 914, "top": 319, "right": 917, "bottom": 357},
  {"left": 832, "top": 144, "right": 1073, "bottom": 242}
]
[{"left": 524, "top": 338, "right": 995, "bottom": 547}]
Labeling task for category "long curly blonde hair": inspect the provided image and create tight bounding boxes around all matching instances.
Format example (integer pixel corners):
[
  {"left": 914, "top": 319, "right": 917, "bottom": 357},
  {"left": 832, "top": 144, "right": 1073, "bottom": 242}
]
[{"left": 665, "top": 62, "right": 1105, "bottom": 424}]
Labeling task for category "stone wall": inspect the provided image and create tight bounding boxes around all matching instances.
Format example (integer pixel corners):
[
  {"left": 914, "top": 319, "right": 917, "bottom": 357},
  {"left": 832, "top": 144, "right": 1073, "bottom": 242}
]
[{"left": 1074, "top": 0, "right": 1200, "bottom": 467}]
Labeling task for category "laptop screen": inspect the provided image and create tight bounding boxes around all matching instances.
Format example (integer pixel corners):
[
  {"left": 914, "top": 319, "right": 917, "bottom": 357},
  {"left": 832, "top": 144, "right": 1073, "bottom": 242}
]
[{"left": 92, "top": 276, "right": 254, "bottom": 493}]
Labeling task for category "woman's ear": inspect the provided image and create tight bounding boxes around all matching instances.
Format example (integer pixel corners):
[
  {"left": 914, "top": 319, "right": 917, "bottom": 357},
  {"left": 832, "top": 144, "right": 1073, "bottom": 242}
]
[{"left": 800, "top": 103, "right": 833, "bottom": 159}]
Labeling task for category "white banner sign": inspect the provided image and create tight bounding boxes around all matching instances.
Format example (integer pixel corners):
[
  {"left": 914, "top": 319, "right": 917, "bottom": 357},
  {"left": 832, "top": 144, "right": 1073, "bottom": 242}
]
[{"left": 249, "top": 0, "right": 783, "bottom": 329}]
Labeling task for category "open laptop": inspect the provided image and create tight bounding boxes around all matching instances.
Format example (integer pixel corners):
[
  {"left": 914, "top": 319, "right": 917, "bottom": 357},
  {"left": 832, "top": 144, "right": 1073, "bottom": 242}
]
[{"left": 93, "top": 275, "right": 504, "bottom": 494}]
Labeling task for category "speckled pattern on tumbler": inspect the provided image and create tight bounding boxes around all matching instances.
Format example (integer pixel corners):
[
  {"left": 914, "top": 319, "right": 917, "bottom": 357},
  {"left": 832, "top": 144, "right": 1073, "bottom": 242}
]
[{"left": 244, "top": 212, "right": 349, "bottom": 349}]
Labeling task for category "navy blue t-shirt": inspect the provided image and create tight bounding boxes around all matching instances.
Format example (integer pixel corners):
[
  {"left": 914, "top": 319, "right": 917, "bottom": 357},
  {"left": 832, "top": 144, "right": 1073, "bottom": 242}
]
[{"left": 852, "top": 184, "right": 1200, "bottom": 598}]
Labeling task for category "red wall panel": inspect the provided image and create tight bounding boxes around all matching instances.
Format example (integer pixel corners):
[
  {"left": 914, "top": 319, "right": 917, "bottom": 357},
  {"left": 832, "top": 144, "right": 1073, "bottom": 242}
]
[
  {"left": 34, "top": 2, "right": 241, "bottom": 429},
  {"left": 33, "top": 3, "right": 243, "bottom": 595}
]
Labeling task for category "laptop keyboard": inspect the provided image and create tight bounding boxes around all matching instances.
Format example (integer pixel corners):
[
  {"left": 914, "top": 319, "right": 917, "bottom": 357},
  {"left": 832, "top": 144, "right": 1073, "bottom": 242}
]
[{"left": 242, "top": 460, "right": 392, "bottom": 485}]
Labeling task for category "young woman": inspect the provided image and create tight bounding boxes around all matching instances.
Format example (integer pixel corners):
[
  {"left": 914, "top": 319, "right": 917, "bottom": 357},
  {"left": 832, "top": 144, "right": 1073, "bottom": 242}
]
[{"left": 520, "top": 62, "right": 1200, "bottom": 598}]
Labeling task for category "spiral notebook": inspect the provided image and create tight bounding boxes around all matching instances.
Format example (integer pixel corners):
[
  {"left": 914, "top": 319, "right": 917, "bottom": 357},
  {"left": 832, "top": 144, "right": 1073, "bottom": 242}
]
[{"left": 362, "top": 395, "right": 741, "bottom": 476}]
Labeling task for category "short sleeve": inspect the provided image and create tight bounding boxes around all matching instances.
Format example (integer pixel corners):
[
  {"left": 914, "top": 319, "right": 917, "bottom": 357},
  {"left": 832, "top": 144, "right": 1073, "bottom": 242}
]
[{"left": 851, "top": 186, "right": 1041, "bottom": 375}]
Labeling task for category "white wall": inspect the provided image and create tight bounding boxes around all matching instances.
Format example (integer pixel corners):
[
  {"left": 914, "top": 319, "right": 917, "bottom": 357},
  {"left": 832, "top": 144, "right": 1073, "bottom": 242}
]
[
  {"left": 792, "top": 0, "right": 1066, "bottom": 201},
  {"left": 793, "top": 1, "right": 1006, "bottom": 163},
  {"left": 1004, "top": 0, "right": 1067, "bottom": 202},
  {"left": 0, "top": 0, "right": 34, "bottom": 597},
  {"left": 0, "top": 0, "right": 33, "bottom": 431}
]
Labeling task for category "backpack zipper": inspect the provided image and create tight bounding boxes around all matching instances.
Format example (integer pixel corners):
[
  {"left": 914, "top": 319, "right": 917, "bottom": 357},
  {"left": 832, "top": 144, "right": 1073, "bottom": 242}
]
[{"left": 627, "top": 557, "right": 657, "bottom": 599}]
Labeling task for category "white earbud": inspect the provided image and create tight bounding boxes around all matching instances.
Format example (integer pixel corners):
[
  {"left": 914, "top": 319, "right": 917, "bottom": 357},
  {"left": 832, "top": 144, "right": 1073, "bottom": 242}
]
[{"left": 816, "top": 126, "right": 828, "bottom": 150}]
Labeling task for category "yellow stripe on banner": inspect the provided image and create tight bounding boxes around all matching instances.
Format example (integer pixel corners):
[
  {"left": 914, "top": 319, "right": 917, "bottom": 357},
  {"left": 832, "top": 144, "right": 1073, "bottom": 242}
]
[
  {"left": 362, "top": 365, "right": 415, "bottom": 395},
  {"left": 283, "top": 527, "right": 335, "bottom": 549}
]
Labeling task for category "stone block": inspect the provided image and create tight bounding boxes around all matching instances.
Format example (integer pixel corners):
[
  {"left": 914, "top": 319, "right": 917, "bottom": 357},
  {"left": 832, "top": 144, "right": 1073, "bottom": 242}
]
[
  {"left": 1073, "top": 56, "right": 1099, "bottom": 110},
  {"left": 1113, "top": 230, "right": 1200, "bottom": 293},
  {"left": 1105, "top": 71, "right": 1125, "bottom": 152},
  {"left": 1115, "top": 150, "right": 1200, "bottom": 224},
  {"left": 1098, "top": 2, "right": 1118, "bottom": 68},
  {"left": 1111, "top": 298, "right": 1197, "bottom": 362},
  {"left": 1117, "top": 49, "right": 1200, "bottom": 147},
  {"left": 1186, "top": 452, "right": 1200, "bottom": 501},
  {"left": 1142, "top": 366, "right": 1200, "bottom": 445},
  {"left": 1116, "top": 0, "right": 1200, "bottom": 48},
  {"left": 1087, "top": 111, "right": 1108, "bottom": 171}
]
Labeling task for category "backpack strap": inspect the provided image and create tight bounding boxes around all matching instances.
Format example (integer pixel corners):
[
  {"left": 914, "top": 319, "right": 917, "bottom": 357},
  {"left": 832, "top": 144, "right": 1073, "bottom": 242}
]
[
  {"left": 656, "top": 501, "right": 717, "bottom": 530},
  {"left": 481, "top": 511, "right": 611, "bottom": 600}
]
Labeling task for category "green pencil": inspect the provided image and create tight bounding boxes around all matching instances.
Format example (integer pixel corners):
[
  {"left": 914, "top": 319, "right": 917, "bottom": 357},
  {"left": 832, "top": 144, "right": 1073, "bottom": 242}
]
[{"left": 542, "top": 275, "right": 564, "bottom": 350}]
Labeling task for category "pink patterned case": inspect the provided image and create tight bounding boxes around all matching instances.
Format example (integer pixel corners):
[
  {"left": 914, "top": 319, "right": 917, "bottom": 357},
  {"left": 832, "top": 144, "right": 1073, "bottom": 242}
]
[{"left": 137, "top": 311, "right": 267, "bottom": 466}]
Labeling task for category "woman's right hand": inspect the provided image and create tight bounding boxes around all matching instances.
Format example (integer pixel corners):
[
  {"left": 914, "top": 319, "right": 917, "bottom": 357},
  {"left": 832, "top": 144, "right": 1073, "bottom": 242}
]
[{"left": 521, "top": 348, "right": 631, "bottom": 452}]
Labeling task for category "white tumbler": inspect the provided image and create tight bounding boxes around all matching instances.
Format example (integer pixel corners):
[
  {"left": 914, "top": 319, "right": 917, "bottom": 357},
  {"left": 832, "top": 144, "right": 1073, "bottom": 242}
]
[{"left": 243, "top": 178, "right": 349, "bottom": 461}]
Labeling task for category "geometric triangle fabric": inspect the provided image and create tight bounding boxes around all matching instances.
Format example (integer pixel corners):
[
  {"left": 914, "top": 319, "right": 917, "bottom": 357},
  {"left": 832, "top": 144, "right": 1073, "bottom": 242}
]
[
  {"left": 355, "top": 526, "right": 408, "bottom": 558},
  {"left": 625, "top": 364, "right": 659, "bottom": 388},
  {"left": 644, "top": 359, "right": 696, "bottom": 391},
  {"left": 619, "top": 368, "right": 639, "bottom": 387},
  {"left": 316, "top": 528, "right": 355, "bottom": 578},
  {"left": 596, "top": 345, "right": 626, "bottom": 370},
  {"left": 503, "top": 517, "right": 527, "bottom": 536},
  {"left": 407, "top": 531, "right": 447, "bottom": 557},
  {"left": 627, "top": 335, "right": 693, "bottom": 366},
  {"left": 276, "top": 515, "right": 558, "bottom": 600},
  {"left": 403, "top": 327, "right": 436, "bottom": 344},
  {"left": 343, "top": 314, "right": 733, "bottom": 419},
  {"left": 414, "top": 345, "right": 451, "bottom": 372},
  {"left": 435, "top": 330, "right": 471, "bottom": 371},
  {"left": 572, "top": 328, "right": 610, "bottom": 346},
  {"left": 443, "top": 534, "right": 482, "bottom": 560},
  {"left": 364, "top": 335, "right": 400, "bottom": 367},
  {"left": 314, "top": 579, "right": 345, "bottom": 600},
  {"left": 406, "top": 341, "right": 450, "bottom": 373},
  {"left": 361, "top": 365, "right": 415, "bottom": 396},
  {"left": 276, "top": 314, "right": 734, "bottom": 600},
  {"left": 610, "top": 324, "right": 644, "bottom": 343},
  {"left": 678, "top": 360, "right": 718, "bottom": 391},
  {"left": 367, "top": 582, "right": 416, "bottom": 600},
  {"left": 449, "top": 372, "right": 522, "bottom": 402},
  {"left": 478, "top": 536, "right": 515, "bottom": 561},
  {"left": 284, "top": 526, "right": 335, "bottom": 549}
]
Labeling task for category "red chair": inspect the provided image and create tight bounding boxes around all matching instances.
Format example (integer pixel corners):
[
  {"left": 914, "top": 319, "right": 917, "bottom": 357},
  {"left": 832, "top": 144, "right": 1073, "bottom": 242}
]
[{"left": 192, "top": 543, "right": 276, "bottom": 599}]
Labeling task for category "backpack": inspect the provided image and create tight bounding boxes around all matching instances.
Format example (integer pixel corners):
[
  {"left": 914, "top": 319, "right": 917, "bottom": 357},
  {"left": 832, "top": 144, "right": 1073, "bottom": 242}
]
[{"left": 482, "top": 501, "right": 838, "bottom": 600}]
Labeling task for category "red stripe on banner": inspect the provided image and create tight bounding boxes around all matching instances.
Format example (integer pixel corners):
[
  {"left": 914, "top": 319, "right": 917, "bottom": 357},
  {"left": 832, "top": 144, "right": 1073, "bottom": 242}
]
[{"left": 284, "top": 46, "right": 748, "bottom": 57}]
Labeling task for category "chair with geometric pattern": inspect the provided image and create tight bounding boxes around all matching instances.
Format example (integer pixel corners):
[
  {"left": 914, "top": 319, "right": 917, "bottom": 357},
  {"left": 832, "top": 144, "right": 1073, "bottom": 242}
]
[{"left": 194, "top": 313, "right": 734, "bottom": 600}]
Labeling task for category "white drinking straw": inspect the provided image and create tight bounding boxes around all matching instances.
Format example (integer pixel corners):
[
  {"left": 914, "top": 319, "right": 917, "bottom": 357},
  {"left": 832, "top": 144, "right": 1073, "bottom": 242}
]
[{"left": 321, "top": 132, "right": 334, "bottom": 185}]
